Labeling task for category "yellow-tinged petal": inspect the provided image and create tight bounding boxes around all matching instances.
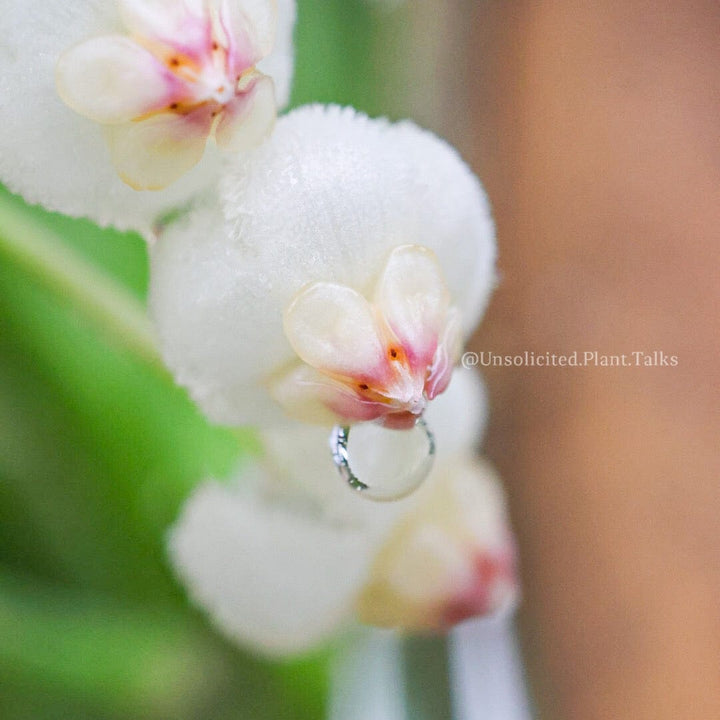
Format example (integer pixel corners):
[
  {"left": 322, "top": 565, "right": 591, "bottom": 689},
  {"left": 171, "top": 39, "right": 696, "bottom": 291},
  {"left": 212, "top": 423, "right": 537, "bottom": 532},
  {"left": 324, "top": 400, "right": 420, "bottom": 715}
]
[
  {"left": 375, "top": 245, "right": 451, "bottom": 368},
  {"left": 215, "top": 75, "right": 276, "bottom": 151},
  {"left": 217, "top": 0, "right": 278, "bottom": 60},
  {"left": 56, "top": 36, "right": 185, "bottom": 124},
  {"left": 284, "top": 282, "right": 386, "bottom": 380},
  {"left": 105, "top": 108, "right": 214, "bottom": 190},
  {"left": 119, "top": 0, "right": 208, "bottom": 45}
]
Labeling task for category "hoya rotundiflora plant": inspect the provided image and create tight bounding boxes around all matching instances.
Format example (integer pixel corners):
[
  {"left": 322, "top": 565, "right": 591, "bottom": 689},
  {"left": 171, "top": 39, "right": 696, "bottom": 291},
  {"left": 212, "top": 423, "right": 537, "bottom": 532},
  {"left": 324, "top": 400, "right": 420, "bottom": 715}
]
[{"left": 0, "top": 0, "right": 515, "bottom": 653}]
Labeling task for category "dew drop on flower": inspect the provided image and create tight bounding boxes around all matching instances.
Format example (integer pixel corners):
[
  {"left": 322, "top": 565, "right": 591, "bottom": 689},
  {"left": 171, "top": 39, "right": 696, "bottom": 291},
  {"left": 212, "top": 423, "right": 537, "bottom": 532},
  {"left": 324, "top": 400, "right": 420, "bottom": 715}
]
[{"left": 330, "top": 419, "right": 435, "bottom": 501}]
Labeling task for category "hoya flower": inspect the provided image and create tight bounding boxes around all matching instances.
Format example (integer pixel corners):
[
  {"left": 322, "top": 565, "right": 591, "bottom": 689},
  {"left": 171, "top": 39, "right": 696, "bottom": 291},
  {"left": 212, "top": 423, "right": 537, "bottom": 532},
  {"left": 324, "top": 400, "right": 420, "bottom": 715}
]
[
  {"left": 277, "top": 244, "right": 461, "bottom": 429},
  {"left": 169, "top": 369, "right": 518, "bottom": 655},
  {"left": 150, "top": 104, "right": 496, "bottom": 428},
  {"left": 0, "top": 0, "right": 296, "bottom": 233}
]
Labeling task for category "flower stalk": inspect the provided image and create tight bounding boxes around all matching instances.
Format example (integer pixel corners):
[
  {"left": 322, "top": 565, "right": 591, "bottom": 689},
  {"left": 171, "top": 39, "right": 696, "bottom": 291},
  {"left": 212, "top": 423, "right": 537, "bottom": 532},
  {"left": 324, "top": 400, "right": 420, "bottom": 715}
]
[{"left": 0, "top": 193, "right": 161, "bottom": 368}]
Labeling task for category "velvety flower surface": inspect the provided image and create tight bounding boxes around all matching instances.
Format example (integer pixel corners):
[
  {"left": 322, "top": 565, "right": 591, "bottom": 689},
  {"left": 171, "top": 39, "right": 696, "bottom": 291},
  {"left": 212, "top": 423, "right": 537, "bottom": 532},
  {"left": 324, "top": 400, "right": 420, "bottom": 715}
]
[
  {"left": 150, "top": 105, "right": 496, "bottom": 427},
  {"left": 0, "top": 0, "right": 295, "bottom": 233},
  {"left": 169, "top": 369, "right": 518, "bottom": 656}
]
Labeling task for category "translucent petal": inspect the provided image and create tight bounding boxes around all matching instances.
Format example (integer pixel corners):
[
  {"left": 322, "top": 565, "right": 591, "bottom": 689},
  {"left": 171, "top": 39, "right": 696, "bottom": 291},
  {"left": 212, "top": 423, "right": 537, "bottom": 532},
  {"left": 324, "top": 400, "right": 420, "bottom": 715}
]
[
  {"left": 270, "top": 365, "right": 393, "bottom": 425},
  {"left": 105, "top": 107, "right": 213, "bottom": 190},
  {"left": 216, "top": 0, "right": 274, "bottom": 73},
  {"left": 220, "top": 0, "right": 278, "bottom": 59},
  {"left": 151, "top": 106, "right": 494, "bottom": 424},
  {"left": 119, "top": 0, "right": 209, "bottom": 55},
  {"left": 269, "top": 365, "right": 349, "bottom": 425},
  {"left": 169, "top": 468, "right": 374, "bottom": 656},
  {"left": 425, "top": 307, "right": 463, "bottom": 400},
  {"left": 375, "top": 244, "right": 450, "bottom": 369},
  {"left": 257, "top": 0, "right": 295, "bottom": 107},
  {"left": 56, "top": 36, "right": 184, "bottom": 124},
  {"left": 214, "top": 75, "right": 276, "bottom": 151},
  {"left": 284, "top": 282, "right": 386, "bottom": 380}
]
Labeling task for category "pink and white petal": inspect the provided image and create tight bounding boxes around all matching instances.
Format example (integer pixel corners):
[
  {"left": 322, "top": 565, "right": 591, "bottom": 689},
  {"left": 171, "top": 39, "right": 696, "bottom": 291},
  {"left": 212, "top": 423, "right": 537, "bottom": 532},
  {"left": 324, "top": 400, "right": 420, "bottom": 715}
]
[
  {"left": 375, "top": 245, "right": 451, "bottom": 370},
  {"left": 356, "top": 456, "right": 517, "bottom": 631},
  {"left": 218, "top": 0, "right": 277, "bottom": 62},
  {"left": 169, "top": 471, "right": 374, "bottom": 656},
  {"left": 55, "top": 36, "right": 184, "bottom": 124},
  {"left": 214, "top": 75, "right": 276, "bottom": 151},
  {"left": 270, "top": 365, "right": 391, "bottom": 425},
  {"left": 215, "top": 0, "right": 268, "bottom": 75},
  {"left": 105, "top": 108, "right": 213, "bottom": 190},
  {"left": 119, "top": 0, "right": 210, "bottom": 57},
  {"left": 284, "top": 282, "right": 387, "bottom": 381},
  {"left": 425, "top": 306, "right": 463, "bottom": 400}
]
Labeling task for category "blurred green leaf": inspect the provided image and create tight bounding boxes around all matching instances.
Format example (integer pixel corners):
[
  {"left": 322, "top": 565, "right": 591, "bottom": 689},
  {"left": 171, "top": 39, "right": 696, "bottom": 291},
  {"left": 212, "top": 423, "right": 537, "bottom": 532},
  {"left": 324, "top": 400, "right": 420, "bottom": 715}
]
[
  {"left": 0, "top": 568, "right": 328, "bottom": 720},
  {"left": 0, "top": 192, "right": 248, "bottom": 599}
]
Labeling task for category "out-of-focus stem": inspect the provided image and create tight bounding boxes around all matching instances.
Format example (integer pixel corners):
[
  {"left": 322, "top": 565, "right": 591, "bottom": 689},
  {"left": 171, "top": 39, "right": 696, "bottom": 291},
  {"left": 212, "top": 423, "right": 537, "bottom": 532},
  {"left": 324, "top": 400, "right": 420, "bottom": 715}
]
[{"left": 0, "top": 194, "right": 160, "bottom": 368}]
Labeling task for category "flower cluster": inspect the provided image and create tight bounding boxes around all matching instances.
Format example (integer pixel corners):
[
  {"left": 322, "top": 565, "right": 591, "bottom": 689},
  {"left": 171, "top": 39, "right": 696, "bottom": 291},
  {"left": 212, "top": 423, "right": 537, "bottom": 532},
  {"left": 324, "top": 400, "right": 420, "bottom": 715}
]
[
  {"left": 0, "top": 0, "right": 515, "bottom": 651},
  {"left": 171, "top": 370, "right": 517, "bottom": 654}
]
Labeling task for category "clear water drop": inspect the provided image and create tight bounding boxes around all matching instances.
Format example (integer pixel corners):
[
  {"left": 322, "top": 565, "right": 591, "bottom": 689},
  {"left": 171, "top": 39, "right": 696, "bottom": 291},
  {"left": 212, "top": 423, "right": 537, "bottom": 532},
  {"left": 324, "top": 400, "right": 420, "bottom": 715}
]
[{"left": 329, "top": 418, "right": 435, "bottom": 502}]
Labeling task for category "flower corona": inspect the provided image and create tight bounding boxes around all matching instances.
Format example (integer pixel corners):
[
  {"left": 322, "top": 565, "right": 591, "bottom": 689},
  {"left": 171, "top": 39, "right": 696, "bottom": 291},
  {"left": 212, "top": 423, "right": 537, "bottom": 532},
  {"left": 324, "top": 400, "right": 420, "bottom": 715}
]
[{"left": 273, "top": 245, "right": 462, "bottom": 428}]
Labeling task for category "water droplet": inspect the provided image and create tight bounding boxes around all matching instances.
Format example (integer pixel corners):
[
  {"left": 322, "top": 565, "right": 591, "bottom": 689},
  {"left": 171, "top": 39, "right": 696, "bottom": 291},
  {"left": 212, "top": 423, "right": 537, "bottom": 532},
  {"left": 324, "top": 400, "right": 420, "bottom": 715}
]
[{"left": 329, "top": 419, "right": 435, "bottom": 502}]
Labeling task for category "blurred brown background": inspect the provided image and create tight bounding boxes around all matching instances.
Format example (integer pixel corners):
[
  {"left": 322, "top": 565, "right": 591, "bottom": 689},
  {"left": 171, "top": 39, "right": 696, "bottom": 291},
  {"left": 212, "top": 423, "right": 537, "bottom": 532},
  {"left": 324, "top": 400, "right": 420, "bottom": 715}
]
[{"left": 449, "top": 1, "right": 720, "bottom": 718}]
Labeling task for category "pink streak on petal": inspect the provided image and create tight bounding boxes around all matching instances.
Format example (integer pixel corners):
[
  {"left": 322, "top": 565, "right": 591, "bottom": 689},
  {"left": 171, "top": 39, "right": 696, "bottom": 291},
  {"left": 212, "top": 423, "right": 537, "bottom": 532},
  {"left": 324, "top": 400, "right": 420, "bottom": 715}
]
[
  {"left": 323, "top": 389, "right": 396, "bottom": 424},
  {"left": 218, "top": 0, "right": 262, "bottom": 76},
  {"left": 379, "top": 412, "right": 419, "bottom": 430},
  {"left": 283, "top": 370, "right": 393, "bottom": 424},
  {"left": 214, "top": 74, "right": 276, "bottom": 151},
  {"left": 425, "top": 343, "right": 454, "bottom": 400},
  {"left": 425, "top": 309, "right": 462, "bottom": 400},
  {"left": 122, "top": 0, "right": 214, "bottom": 65},
  {"left": 405, "top": 343, "right": 439, "bottom": 375},
  {"left": 105, "top": 104, "right": 214, "bottom": 190},
  {"left": 440, "top": 548, "right": 518, "bottom": 628}
]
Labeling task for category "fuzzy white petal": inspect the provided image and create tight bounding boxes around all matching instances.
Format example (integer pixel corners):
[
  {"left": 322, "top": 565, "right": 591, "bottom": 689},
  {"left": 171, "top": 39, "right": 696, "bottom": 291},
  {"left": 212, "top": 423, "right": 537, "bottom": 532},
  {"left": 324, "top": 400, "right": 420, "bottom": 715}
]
[
  {"left": 150, "top": 105, "right": 495, "bottom": 425},
  {"left": 0, "top": 0, "right": 295, "bottom": 234},
  {"left": 169, "top": 468, "right": 374, "bottom": 655}
]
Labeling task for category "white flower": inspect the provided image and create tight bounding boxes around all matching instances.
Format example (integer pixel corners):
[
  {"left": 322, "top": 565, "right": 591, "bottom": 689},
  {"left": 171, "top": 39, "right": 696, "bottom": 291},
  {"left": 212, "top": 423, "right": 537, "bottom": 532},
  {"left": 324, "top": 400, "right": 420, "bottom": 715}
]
[
  {"left": 169, "top": 369, "right": 518, "bottom": 655},
  {"left": 150, "top": 105, "right": 496, "bottom": 427},
  {"left": 0, "top": 0, "right": 296, "bottom": 233}
]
